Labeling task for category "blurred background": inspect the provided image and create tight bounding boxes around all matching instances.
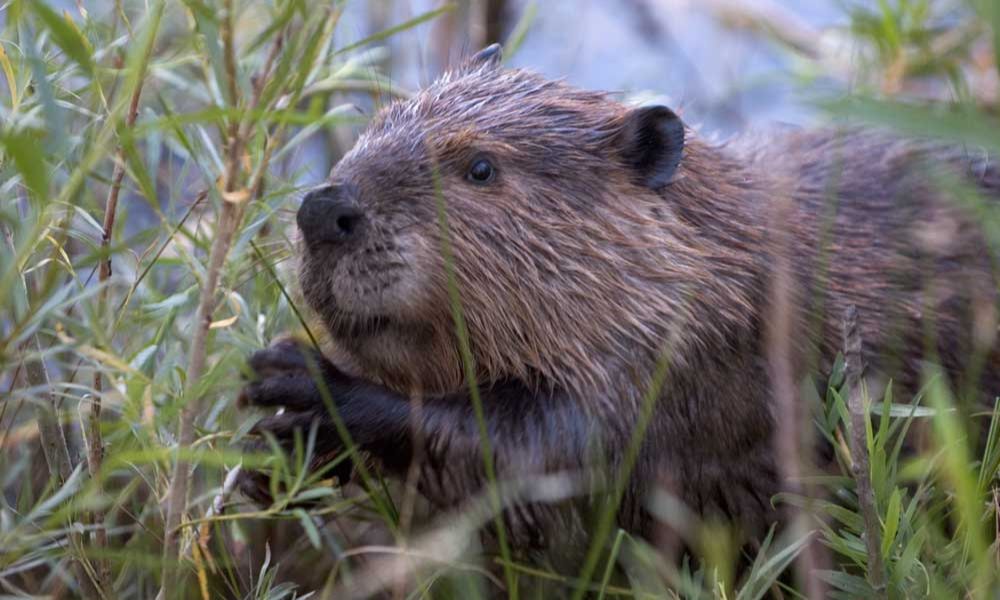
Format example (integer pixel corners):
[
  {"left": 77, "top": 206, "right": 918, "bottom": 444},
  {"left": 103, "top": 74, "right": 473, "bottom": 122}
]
[{"left": 340, "top": 0, "right": 841, "bottom": 129}]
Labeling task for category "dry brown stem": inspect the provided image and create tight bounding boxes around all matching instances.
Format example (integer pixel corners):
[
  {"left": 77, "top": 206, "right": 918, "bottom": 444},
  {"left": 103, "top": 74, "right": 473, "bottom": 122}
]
[
  {"left": 842, "top": 305, "right": 887, "bottom": 591},
  {"left": 766, "top": 190, "right": 827, "bottom": 599}
]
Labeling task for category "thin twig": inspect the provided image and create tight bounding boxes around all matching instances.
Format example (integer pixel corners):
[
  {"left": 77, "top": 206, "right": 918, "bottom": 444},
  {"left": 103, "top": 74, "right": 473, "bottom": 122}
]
[
  {"left": 842, "top": 305, "right": 887, "bottom": 591},
  {"left": 86, "top": 19, "right": 156, "bottom": 596}
]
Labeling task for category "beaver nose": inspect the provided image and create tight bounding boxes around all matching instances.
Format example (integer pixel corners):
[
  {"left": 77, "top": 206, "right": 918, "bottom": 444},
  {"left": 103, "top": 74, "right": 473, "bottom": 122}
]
[{"left": 297, "top": 185, "right": 365, "bottom": 246}]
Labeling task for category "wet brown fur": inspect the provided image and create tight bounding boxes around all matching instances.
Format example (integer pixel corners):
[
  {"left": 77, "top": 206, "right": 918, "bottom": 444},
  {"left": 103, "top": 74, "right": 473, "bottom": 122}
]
[{"left": 247, "top": 51, "right": 1000, "bottom": 560}]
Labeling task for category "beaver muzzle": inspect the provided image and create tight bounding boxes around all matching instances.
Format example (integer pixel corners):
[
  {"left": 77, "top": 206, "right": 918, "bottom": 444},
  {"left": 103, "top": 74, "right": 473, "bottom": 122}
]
[{"left": 297, "top": 183, "right": 366, "bottom": 247}]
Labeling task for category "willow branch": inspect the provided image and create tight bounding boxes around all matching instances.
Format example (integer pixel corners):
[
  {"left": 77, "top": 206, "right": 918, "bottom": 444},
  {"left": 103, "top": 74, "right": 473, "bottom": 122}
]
[
  {"left": 157, "top": 192, "right": 246, "bottom": 600},
  {"left": 157, "top": 2, "right": 271, "bottom": 596}
]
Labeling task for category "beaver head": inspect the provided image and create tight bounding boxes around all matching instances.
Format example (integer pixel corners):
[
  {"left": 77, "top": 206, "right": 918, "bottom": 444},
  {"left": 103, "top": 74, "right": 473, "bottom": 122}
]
[{"left": 296, "top": 44, "right": 747, "bottom": 398}]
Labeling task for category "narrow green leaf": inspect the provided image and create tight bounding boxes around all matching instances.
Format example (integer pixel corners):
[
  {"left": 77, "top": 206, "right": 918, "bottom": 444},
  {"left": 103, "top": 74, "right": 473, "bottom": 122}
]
[
  {"left": 817, "top": 570, "right": 877, "bottom": 598},
  {"left": 871, "top": 403, "right": 938, "bottom": 418},
  {"left": 121, "top": 137, "right": 157, "bottom": 206},
  {"left": 294, "top": 509, "right": 321, "bottom": 550},
  {"left": 180, "top": 0, "right": 227, "bottom": 106},
  {"left": 334, "top": 4, "right": 456, "bottom": 56},
  {"left": 245, "top": 0, "right": 301, "bottom": 54},
  {"left": 595, "top": 529, "right": 625, "bottom": 600},
  {"left": 890, "top": 526, "right": 925, "bottom": 590},
  {"left": 822, "top": 96, "right": 1000, "bottom": 156},
  {"left": 925, "top": 366, "right": 988, "bottom": 571},
  {"left": 977, "top": 398, "right": 1000, "bottom": 494},
  {"left": 875, "top": 0, "right": 901, "bottom": 51},
  {"left": 22, "top": 24, "right": 64, "bottom": 151},
  {"left": 972, "top": 0, "right": 1000, "bottom": 86},
  {"left": 737, "top": 528, "right": 812, "bottom": 600},
  {"left": 292, "top": 487, "right": 335, "bottom": 503},
  {"left": 875, "top": 380, "right": 893, "bottom": 453},
  {"left": 0, "top": 43, "right": 19, "bottom": 108},
  {"left": 1, "top": 130, "right": 49, "bottom": 201},
  {"left": 881, "top": 488, "right": 901, "bottom": 558},
  {"left": 30, "top": 2, "right": 93, "bottom": 74},
  {"left": 504, "top": 2, "right": 539, "bottom": 58}
]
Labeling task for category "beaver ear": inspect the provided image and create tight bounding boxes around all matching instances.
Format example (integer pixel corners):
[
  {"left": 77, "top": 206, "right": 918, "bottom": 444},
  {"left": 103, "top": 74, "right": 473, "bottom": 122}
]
[
  {"left": 617, "top": 105, "right": 685, "bottom": 190},
  {"left": 466, "top": 43, "right": 503, "bottom": 71}
]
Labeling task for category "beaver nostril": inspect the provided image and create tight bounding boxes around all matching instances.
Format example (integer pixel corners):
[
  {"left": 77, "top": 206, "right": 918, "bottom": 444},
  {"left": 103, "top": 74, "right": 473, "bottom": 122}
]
[
  {"left": 336, "top": 214, "right": 358, "bottom": 236},
  {"left": 298, "top": 185, "right": 366, "bottom": 246}
]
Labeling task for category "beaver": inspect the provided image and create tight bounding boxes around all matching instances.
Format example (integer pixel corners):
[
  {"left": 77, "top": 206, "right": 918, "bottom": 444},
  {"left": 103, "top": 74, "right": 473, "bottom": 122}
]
[{"left": 238, "top": 44, "right": 1000, "bottom": 559}]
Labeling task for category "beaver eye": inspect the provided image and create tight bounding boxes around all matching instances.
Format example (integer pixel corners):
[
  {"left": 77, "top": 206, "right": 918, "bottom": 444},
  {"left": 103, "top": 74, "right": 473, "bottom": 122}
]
[{"left": 466, "top": 158, "right": 496, "bottom": 184}]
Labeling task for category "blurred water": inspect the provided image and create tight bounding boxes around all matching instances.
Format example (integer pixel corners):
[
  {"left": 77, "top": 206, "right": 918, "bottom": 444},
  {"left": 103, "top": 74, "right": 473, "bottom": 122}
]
[
  {"left": 334, "top": 0, "right": 845, "bottom": 136},
  {"left": 508, "top": 0, "right": 844, "bottom": 133}
]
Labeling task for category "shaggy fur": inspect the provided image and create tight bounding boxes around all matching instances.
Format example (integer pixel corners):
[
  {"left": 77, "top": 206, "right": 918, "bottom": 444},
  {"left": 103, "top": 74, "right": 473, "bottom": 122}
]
[{"left": 240, "top": 47, "right": 1000, "bottom": 560}]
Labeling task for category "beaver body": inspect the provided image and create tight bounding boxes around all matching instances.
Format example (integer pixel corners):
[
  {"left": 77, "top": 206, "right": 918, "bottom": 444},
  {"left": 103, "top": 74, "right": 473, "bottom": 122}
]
[{"left": 240, "top": 45, "right": 1000, "bottom": 559}]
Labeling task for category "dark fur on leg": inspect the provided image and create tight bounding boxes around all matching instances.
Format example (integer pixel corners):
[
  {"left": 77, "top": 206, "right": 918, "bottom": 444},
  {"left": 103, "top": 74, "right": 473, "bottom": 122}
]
[{"left": 237, "top": 339, "right": 606, "bottom": 552}]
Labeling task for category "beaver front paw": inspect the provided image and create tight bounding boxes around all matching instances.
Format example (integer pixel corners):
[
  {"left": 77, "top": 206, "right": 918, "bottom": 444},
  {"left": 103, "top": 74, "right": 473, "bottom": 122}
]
[{"left": 236, "top": 338, "right": 353, "bottom": 505}]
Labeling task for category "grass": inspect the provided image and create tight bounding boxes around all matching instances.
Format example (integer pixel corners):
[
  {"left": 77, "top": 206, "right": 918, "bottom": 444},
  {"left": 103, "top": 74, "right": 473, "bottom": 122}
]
[{"left": 0, "top": 0, "right": 998, "bottom": 598}]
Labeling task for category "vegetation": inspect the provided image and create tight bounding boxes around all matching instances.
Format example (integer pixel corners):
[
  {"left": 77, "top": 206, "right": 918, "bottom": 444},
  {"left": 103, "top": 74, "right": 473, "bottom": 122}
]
[{"left": 0, "top": 0, "right": 997, "bottom": 598}]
